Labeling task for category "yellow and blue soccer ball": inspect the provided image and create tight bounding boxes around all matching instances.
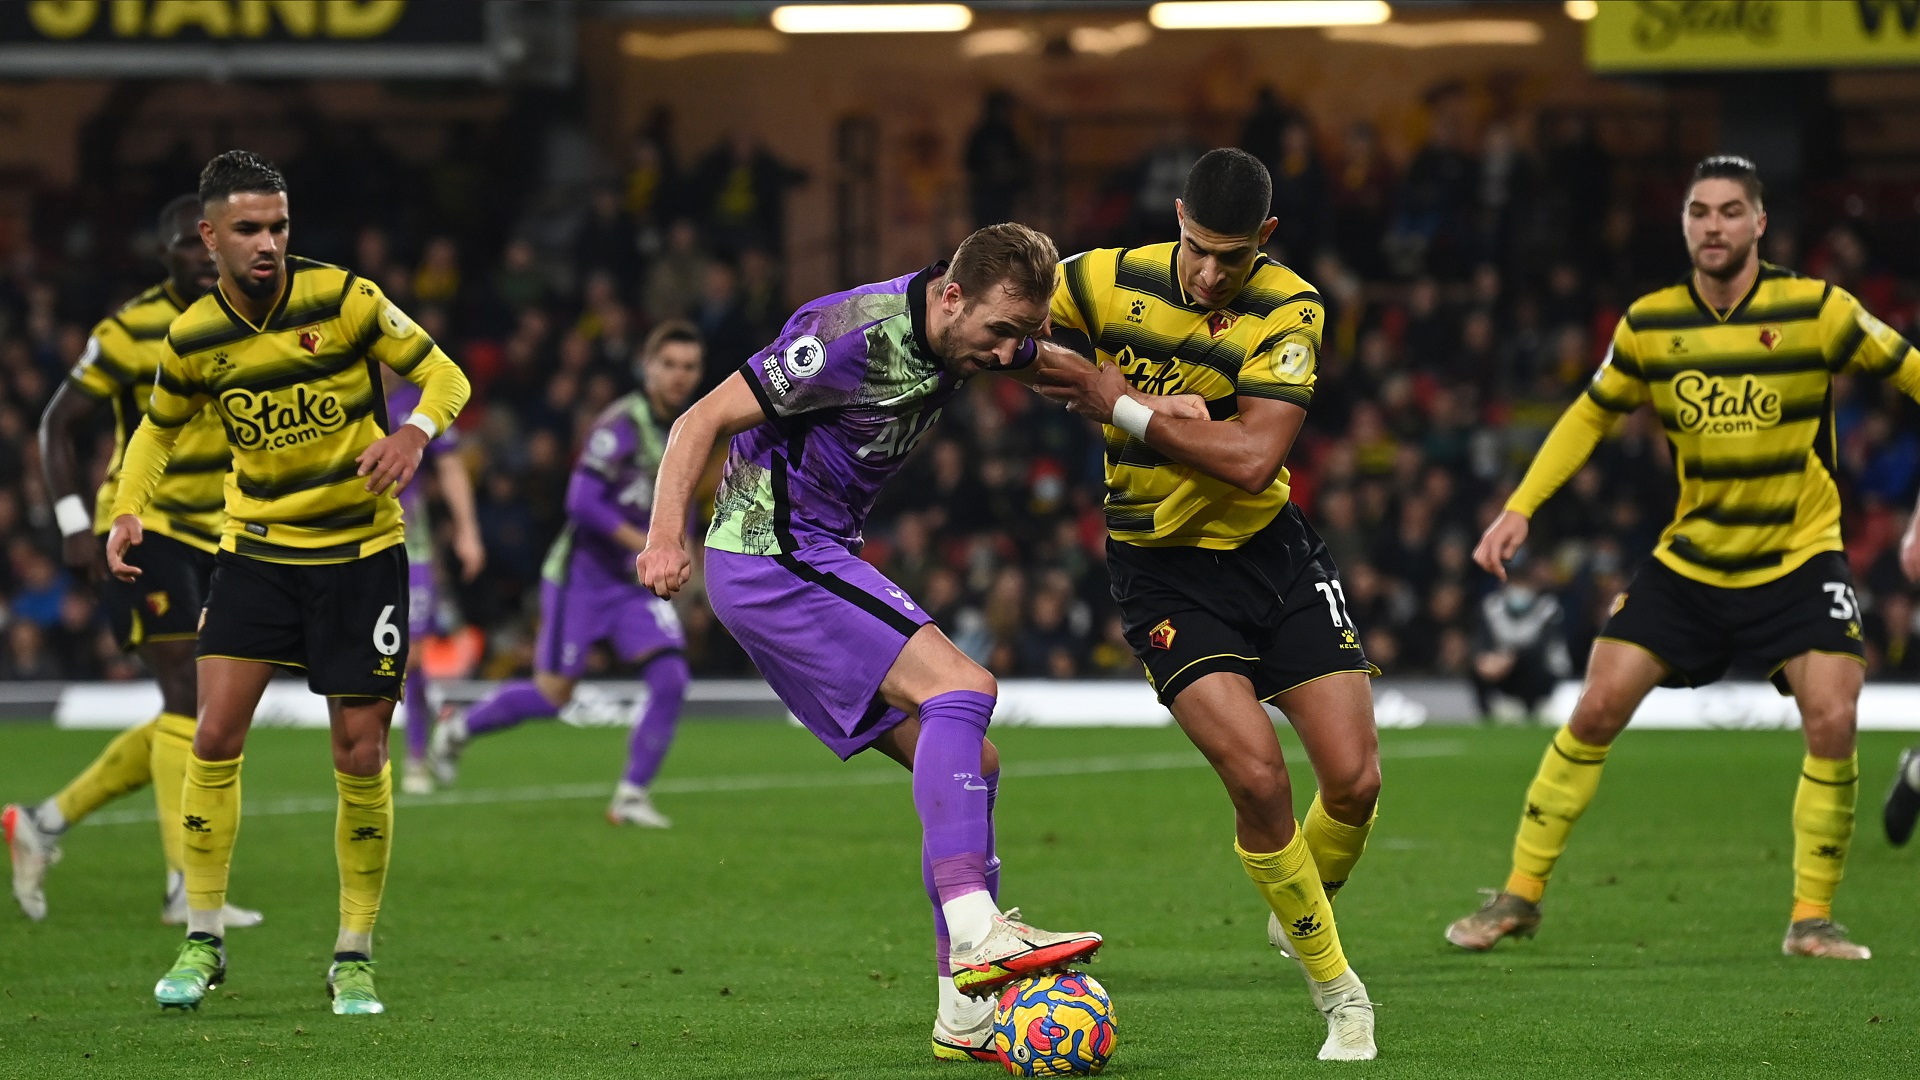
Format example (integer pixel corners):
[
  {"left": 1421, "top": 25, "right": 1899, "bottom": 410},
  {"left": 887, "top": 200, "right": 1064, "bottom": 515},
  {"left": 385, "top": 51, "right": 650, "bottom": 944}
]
[{"left": 990, "top": 970, "right": 1115, "bottom": 1076}]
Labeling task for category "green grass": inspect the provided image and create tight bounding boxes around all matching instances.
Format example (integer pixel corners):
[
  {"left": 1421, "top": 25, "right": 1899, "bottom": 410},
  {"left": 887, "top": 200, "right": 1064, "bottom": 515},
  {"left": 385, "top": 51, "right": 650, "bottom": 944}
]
[{"left": 2, "top": 720, "right": 1917, "bottom": 1078}]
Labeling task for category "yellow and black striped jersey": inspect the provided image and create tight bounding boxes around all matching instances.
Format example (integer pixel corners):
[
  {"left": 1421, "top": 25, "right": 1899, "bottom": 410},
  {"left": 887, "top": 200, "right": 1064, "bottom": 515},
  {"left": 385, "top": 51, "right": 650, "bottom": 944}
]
[
  {"left": 109, "top": 257, "right": 470, "bottom": 565},
  {"left": 68, "top": 282, "right": 230, "bottom": 552},
  {"left": 1510, "top": 264, "right": 1920, "bottom": 588},
  {"left": 1049, "top": 243, "right": 1320, "bottom": 549}
]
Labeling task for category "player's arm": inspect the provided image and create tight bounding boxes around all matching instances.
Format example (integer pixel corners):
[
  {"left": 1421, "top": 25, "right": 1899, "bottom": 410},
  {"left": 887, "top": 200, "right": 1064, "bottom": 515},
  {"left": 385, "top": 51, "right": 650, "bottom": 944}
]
[
  {"left": 40, "top": 332, "right": 123, "bottom": 578},
  {"left": 1477, "top": 326, "right": 1649, "bottom": 580},
  {"left": 1833, "top": 289, "right": 1920, "bottom": 581},
  {"left": 358, "top": 287, "right": 473, "bottom": 495},
  {"left": 105, "top": 354, "right": 204, "bottom": 582},
  {"left": 637, "top": 372, "right": 767, "bottom": 598},
  {"left": 1019, "top": 340, "right": 1208, "bottom": 421},
  {"left": 433, "top": 453, "right": 485, "bottom": 582},
  {"left": 568, "top": 419, "right": 649, "bottom": 554}
]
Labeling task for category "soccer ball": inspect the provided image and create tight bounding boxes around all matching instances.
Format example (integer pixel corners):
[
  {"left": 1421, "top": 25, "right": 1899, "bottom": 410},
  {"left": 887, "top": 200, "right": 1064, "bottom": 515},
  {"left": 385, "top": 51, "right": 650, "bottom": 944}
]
[{"left": 990, "top": 970, "right": 1115, "bottom": 1076}]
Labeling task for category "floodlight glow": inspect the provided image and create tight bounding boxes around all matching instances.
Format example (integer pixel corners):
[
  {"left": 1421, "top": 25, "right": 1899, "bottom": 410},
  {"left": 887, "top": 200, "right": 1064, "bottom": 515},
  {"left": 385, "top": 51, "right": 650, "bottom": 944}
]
[
  {"left": 1325, "top": 20, "right": 1545, "bottom": 47},
  {"left": 1564, "top": 0, "right": 1599, "bottom": 20},
  {"left": 962, "top": 28, "right": 1039, "bottom": 58},
  {"left": 772, "top": 4, "right": 973, "bottom": 34},
  {"left": 1148, "top": 1, "right": 1391, "bottom": 30}
]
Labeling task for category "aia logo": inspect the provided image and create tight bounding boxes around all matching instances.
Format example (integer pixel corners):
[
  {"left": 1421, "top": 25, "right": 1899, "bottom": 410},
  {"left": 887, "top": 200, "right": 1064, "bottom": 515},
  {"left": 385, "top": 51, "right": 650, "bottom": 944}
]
[
  {"left": 1148, "top": 618, "right": 1177, "bottom": 650},
  {"left": 1757, "top": 327, "right": 1781, "bottom": 351},
  {"left": 146, "top": 591, "right": 171, "bottom": 617},
  {"left": 1206, "top": 310, "right": 1238, "bottom": 338},
  {"left": 298, "top": 330, "right": 322, "bottom": 354}
]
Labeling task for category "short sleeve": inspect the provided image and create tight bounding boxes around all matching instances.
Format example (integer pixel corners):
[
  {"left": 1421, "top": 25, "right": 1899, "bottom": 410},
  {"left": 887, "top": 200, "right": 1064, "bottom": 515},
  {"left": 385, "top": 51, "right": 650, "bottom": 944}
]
[
  {"left": 1048, "top": 249, "right": 1107, "bottom": 360},
  {"left": 1236, "top": 297, "right": 1321, "bottom": 409},
  {"left": 68, "top": 323, "right": 137, "bottom": 399},
  {"left": 739, "top": 317, "right": 870, "bottom": 423},
  {"left": 1584, "top": 319, "right": 1652, "bottom": 413}
]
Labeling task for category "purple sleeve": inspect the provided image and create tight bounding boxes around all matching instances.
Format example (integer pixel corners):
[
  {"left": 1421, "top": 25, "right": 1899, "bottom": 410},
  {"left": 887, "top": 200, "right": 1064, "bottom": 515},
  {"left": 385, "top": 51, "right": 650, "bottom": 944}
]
[
  {"left": 565, "top": 465, "right": 630, "bottom": 542},
  {"left": 738, "top": 313, "right": 869, "bottom": 424}
]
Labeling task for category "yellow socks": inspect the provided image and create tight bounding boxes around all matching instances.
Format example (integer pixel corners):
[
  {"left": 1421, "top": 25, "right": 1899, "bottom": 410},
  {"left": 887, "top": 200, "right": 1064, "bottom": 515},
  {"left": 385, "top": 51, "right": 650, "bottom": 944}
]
[
  {"left": 1303, "top": 793, "right": 1374, "bottom": 900},
  {"left": 335, "top": 765, "right": 394, "bottom": 945},
  {"left": 182, "top": 753, "right": 243, "bottom": 914},
  {"left": 1507, "top": 725, "right": 1612, "bottom": 903},
  {"left": 52, "top": 718, "right": 156, "bottom": 824},
  {"left": 1238, "top": 828, "right": 1348, "bottom": 982},
  {"left": 1790, "top": 753, "right": 1857, "bottom": 923},
  {"left": 148, "top": 713, "right": 197, "bottom": 874}
]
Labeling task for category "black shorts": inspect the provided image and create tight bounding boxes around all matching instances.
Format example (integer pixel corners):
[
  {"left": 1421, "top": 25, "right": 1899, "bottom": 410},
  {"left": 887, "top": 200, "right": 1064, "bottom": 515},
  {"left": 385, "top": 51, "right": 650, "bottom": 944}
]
[
  {"left": 99, "top": 532, "right": 216, "bottom": 650},
  {"left": 1599, "top": 551, "right": 1866, "bottom": 695},
  {"left": 198, "top": 546, "right": 409, "bottom": 700},
  {"left": 1108, "top": 503, "right": 1376, "bottom": 706}
]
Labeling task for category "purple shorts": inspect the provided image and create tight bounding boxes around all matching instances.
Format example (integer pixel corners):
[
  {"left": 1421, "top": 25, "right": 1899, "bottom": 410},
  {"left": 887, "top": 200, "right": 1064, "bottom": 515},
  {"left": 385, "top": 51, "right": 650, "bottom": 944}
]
[
  {"left": 407, "top": 561, "right": 436, "bottom": 639},
  {"left": 536, "top": 572, "right": 685, "bottom": 679},
  {"left": 705, "top": 545, "right": 934, "bottom": 760}
]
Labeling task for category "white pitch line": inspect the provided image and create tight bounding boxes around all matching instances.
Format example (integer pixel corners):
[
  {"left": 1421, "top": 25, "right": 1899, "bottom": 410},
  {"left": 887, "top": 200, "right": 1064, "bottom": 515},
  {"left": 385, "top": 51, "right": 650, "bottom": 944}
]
[{"left": 78, "top": 740, "right": 1463, "bottom": 827}]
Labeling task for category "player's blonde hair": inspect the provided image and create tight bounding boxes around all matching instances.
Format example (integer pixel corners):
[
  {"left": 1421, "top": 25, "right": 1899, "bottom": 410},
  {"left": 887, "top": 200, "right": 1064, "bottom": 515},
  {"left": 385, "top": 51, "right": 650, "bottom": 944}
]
[{"left": 946, "top": 222, "right": 1058, "bottom": 306}]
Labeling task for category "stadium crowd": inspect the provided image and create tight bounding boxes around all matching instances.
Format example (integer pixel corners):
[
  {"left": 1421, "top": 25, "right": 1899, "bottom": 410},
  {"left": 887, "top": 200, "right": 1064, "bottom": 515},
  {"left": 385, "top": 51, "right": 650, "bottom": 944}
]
[{"left": 2, "top": 88, "right": 1918, "bottom": 699}]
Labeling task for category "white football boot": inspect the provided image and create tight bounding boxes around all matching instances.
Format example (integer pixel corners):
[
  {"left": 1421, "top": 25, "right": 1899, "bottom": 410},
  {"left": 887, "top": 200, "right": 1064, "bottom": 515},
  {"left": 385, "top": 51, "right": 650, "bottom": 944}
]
[
  {"left": 400, "top": 758, "right": 435, "bottom": 796},
  {"left": 607, "top": 781, "right": 671, "bottom": 828},
  {"left": 1268, "top": 911, "right": 1377, "bottom": 1060},
  {"left": 3, "top": 803, "right": 60, "bottom": 921},
  {"left": 161, "top": 870, "right": 264, "bottom": 929},
  {"left": 426, "top": 711, "right": 467, "bottom": 786}
]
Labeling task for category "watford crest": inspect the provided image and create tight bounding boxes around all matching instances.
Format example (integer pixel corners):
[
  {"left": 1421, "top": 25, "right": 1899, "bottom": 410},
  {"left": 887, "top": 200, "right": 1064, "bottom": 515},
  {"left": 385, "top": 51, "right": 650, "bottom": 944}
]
[
  {"left": 1148, "top": 618, "right": 1177, "bottom": 651},
  {"left": 1757, "top": 327, "right": 1780, "bottom": 351},
  {"left": 299, "top": 329, "right": 322, "bottom": 354},
  {"left": 1206, "top": 310, "right": 1238, "bottom": 339},
  {"left": 145, "top": 591, "right": 171, "bottom": 617}
]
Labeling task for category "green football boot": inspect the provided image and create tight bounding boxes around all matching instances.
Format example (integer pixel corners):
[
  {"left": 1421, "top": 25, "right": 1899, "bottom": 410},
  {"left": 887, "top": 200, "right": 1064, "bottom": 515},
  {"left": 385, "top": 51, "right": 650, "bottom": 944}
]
[
  {"left": 154, "top": 934, "right": 226, "bottom": 1010},
  {"left": 327, "top": 957, "right": 385, "bottom": 1015}
]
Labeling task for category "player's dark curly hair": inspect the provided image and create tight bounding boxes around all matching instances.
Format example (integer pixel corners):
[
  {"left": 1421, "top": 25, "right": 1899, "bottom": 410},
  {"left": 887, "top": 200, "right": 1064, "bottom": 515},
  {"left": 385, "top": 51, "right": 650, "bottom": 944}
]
[
  {"left": 198, "top": 150, "right": 286, "bottom": 208},
  {"left": 1182, "top": 148, "right": 1273, "bottom": 235},
  {"left": 156, "top": 193, "right": 200, "bottom": 238},
  {"left": 1690, "top": 155, "right": 1763, "bottom": 208}
]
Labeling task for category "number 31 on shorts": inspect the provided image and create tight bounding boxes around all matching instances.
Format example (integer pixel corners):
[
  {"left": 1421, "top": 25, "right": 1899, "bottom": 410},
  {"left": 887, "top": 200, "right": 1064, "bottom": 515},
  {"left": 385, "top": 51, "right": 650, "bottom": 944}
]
[{"left": 1823, "top": 582, "right": 1860, "bottom": 622}]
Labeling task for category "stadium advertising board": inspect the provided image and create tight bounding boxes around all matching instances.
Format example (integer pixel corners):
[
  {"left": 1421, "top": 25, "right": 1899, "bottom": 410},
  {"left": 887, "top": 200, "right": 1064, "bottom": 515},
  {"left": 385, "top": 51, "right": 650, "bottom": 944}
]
[
  {"left": 0, "top": 0, "right": 492, "bottom": 77},
  {"left": 1588, "top": 0, "right": 1920, "bottom": 71}
]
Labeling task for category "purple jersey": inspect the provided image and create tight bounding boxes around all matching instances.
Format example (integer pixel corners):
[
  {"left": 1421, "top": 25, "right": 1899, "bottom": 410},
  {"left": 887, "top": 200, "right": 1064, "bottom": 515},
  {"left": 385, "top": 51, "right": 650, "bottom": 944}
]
[
  {"left": 710, "top": 263, "right": 966, "bottom": 555},
  {"left": 542, "top": 393, "right": 670, "bottom": 586},
  {"left": 386, "top": 379, "right": 462, "bottom": 562}
]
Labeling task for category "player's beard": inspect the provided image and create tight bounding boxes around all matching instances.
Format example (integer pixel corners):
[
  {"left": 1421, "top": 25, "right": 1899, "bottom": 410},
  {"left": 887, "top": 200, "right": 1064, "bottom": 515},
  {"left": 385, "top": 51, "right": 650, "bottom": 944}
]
[
  {"left": 1694, "top": 234, "right": 1756, "bottom": 283},
  {"left": 232, "top": 268, "right": 281, "bottom": 300}
]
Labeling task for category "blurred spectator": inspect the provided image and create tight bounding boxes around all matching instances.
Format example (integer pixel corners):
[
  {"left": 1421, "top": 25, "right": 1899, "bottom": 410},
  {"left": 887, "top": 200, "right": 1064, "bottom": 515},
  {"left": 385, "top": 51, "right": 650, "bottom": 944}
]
[
  {"left": 413, "top": 237, "right": 462, "bottom": 306},
  {"left": 1470, "top": 559, "right": 1573, "bottom": 720},
  {"left": 493, "top": 238, "right": 549, "bottom": 312},
  {"left": 694, "top": 259, "right": 760, "bottom": 391},
  {"left": 690, "top": 132, "right": 807, "bottom": 255},
  {"left": 965, "top": 91, "right": 1032, "bottom": 228},
  {"left": 645, "top": 219, "right": 706, "bottom": 325},
  {"left": 1, "top": 620, "right": 60, "bottom": 680}
]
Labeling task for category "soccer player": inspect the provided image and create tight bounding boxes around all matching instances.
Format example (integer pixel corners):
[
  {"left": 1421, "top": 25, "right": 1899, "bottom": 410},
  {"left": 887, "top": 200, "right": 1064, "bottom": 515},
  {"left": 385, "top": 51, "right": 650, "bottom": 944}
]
[
  {"left": 638, "top": 224, "right": 1169, "bottom": 1062},
  {"left": 1881, "top": 521, "right": 1920, "bottom": 846},
  {"left": 1035, "top": 148, "right": 1380, "bottom": 1061},
  {"left": 104, "top": 151, "right": 470, "bottom": 1014},
  {"left": 1445, "top": 156, "right": 1920, "bottom": 960},
  {"left": 427, "top": 321, "right": 703, "bottom": 826},
  {"left": 383, "top": 365, "right": 484, "bottom": 796},
  {"left": 5, "top": 196, "right": 259, "bottom": 929}
]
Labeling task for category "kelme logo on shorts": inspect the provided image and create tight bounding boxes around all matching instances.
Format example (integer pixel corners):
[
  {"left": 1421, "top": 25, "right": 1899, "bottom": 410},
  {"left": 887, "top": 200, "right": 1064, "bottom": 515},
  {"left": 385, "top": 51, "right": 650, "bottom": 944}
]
[
  {"left": 221, "top": 386, "right": 349, "bottom": 450},
  {"left": 1671, "top": 370, "right": 1781, "bottom": 435}
]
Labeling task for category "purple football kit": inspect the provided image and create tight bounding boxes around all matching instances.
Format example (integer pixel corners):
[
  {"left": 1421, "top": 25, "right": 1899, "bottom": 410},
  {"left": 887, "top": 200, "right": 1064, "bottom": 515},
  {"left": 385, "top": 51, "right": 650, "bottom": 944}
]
[{"left": 459, "top": 393, "right": 689, "bottom": 791}]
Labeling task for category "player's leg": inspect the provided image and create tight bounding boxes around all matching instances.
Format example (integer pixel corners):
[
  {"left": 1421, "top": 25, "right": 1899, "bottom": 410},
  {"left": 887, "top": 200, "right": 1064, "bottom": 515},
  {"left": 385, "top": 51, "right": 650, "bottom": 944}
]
[
  {"left": 329, "top": 695, "right": 397, "bottom": 1012},
  {"left": 429, "top": 579, "right": 582, "bottom": 786},
  {"left": 1445, "top": 639, "right": 1664, "bottom": 950},
  {"left": 400, "top": 559, "right": 436, "bottom": 794},
  {"left": 608, "top": 594, "right": 691, "bottom": 827},
  {"left": 1778, "top": 650, "right": 1870, "bottom": 959},
  {"left": 6, "top": 717, "right": 153, "bottom": 921},
  {"left": 1885, "top": 744, "right": 1920, "bottom": 847},
  {"left": 872, "top": 719, "right": 1003, "bottom": 1062},
  {"left": 1272, "top": 671, "right": 1380, "bottom": 901}
]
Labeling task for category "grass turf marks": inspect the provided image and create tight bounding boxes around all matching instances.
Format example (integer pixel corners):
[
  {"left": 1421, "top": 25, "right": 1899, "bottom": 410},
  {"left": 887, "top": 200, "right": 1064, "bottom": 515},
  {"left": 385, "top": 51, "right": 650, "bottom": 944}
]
[{"left": 1, "top": 722, "right": 1915, "bottom": 1078}]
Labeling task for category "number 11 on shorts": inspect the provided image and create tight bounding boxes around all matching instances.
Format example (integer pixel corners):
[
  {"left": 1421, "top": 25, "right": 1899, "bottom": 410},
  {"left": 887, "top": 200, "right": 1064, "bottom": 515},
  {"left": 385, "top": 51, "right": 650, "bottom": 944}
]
[{"left": 1315, "top": 581, "right": 1354, "bottom": 628}]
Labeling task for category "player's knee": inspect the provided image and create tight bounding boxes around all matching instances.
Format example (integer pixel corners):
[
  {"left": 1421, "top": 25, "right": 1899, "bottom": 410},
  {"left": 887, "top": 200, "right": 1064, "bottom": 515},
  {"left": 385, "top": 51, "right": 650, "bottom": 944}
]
[
  {"left": 1799, "top": 695, "right": 1856, "bottom": 740},
  {"left": 1322, "top": 763, "right": 1381, "bottom": 823},
  {"left": 648, "top": 653, "right": 691, "bottom": 699},
  {"left": 1568, "top": 689, "right": 1633, "bottom": 743},
  {"left": 1222, "top": 759, "right": 1291, "bottom": 820},
  {"left": 942, "top": 665, "right": 996, "bottom": 702}
]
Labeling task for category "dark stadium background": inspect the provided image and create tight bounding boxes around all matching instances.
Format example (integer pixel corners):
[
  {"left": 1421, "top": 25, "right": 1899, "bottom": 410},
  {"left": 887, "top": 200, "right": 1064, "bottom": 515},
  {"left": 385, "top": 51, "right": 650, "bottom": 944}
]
[{"left": 0, "top": 0, "right": 1916, "bottom": 696}]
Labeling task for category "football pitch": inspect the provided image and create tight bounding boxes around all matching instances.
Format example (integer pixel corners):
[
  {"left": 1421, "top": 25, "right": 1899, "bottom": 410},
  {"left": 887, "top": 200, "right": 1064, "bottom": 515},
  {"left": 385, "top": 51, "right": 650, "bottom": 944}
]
[{"left": 2, "top": 720, "right": 1916, "bottom": 1079}]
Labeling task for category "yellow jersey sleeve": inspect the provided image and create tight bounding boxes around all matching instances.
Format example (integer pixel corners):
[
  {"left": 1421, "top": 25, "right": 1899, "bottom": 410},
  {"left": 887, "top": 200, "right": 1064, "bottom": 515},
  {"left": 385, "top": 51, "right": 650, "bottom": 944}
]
[
  {"left": 108, "top": 346, "right": 205, "bottom": 520},
  {"left": 1829, "top": 287, "right": 1920, "bottom": 400},
  {"left": 346, "top": 280, "right": 471, "bottom": 435},
  {"left": 1506, "top": 320, "right": 1645, "bottom": 517},
  {"left": 1049, "top": 249, "right": 1113, "bottom": 360},
  {"left": 1235, "top": 297, "right": 1320, "bottom": 409},
  {"left": 67, "top": 320, "right": 140, "bottom": 400}
]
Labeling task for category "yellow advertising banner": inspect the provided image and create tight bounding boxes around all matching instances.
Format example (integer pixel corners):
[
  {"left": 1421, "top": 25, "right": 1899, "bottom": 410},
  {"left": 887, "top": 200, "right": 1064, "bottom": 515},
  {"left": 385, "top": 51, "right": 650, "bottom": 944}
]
[{"left": 1588, "top": 1, "right": 1920, "bottom": 71}]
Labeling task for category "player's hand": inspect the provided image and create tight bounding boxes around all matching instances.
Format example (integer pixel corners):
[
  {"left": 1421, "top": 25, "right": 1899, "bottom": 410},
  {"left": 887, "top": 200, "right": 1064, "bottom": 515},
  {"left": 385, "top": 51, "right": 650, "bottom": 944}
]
[
  {"left": 636, "top": 542, "right": 693, "bottom": 599},
  {"left": 62, "top": 530, "right": 106, "bottom": 584},
  {"left": 1146, "top": 392, "right": 1209, "bottom": 421},
  {"left": 1033, "top": 360, "right": 1128, "bottom": 423},
  {"left": 357, "top": 425, "right": 430, "bottom": 496},
  {"left": 105, "top": 514, "right": 144, "bottom": 582},
  {"left": 1901, "top": 511, "right": 1920, "bottom": 583},
  {"left": 1473, "top": 510, "right": 1530, "bottom": 582},
  {"left": 454, "top": 527, "right": 486, "bottom": 582}
]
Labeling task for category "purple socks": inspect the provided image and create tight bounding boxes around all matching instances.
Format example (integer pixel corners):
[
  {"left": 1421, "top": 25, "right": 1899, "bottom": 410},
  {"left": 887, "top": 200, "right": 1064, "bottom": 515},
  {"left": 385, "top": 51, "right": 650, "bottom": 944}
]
[
  {"left": 623, "top": 653, "right": 689, "bottom": 788},
  {"left": 464, "top": 681, "right": 559, "bottom": 737},
  {"left": 404, "top": 671, "right": 432, "bottom": 760},
  {"left": 927, "top": 768, "right": 998, "bottom": 976},
  {"left": 913, "top": 689, "right": 998, "bottom": 976}
]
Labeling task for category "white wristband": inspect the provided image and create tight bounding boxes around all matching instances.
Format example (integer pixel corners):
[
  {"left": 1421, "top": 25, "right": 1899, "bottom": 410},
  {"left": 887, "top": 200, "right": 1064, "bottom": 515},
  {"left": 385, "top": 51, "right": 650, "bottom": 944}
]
[
  {"left": 54, "top": 494, "right": 93, "bottom": 537},
  {"left": 404, "top": 413, "right": 439, "bottom": 439},
  {"left": 1111, "top": 394, "right": 1154, "bottom": 441}
]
